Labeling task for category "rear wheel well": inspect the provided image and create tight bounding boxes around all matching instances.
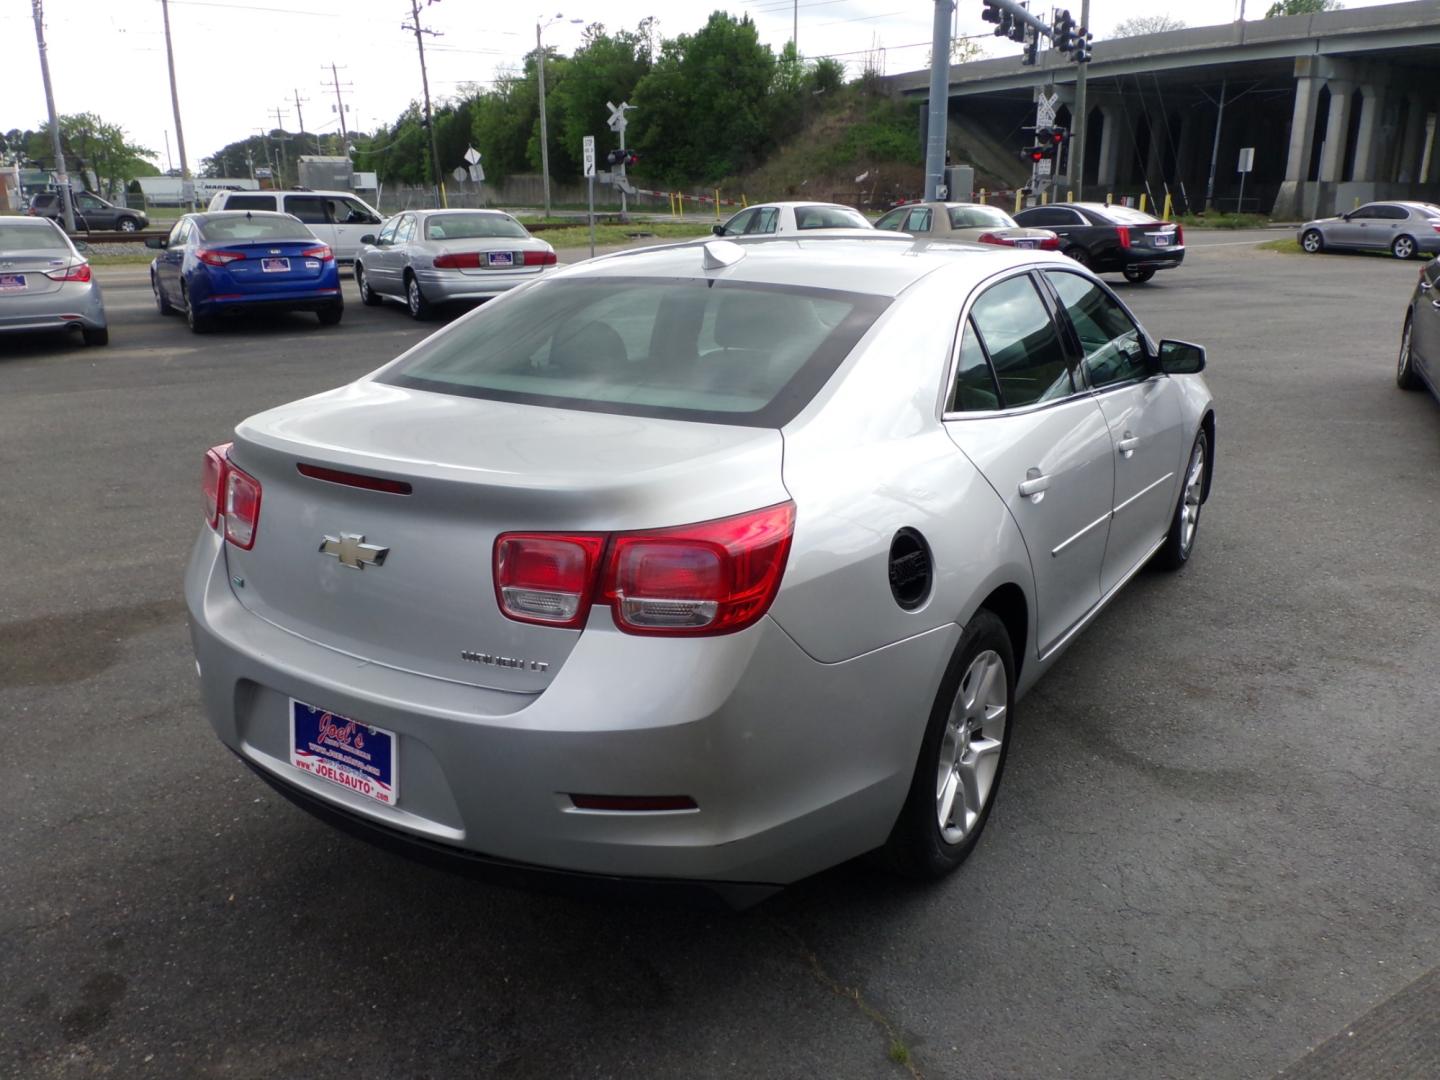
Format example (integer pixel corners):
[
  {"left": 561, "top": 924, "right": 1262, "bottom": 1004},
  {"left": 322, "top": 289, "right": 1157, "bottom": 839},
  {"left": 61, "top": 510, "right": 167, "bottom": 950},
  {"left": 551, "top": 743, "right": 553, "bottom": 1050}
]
[
  {"left": 978, "top": 583, "right": 1028, "bottom": 682},
  {"left": 1200, "top": 410, "right": 1216, "bottom": 502}
]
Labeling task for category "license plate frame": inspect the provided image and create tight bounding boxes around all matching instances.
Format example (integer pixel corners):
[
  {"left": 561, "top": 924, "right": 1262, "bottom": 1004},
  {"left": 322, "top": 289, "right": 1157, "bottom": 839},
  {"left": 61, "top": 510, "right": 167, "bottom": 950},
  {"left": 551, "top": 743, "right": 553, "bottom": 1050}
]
[
  {"left": 289, "top": 699, "right": 397, "bottom": 806},
  {"left": 486, "top": 251, "right": 515, "bottom": 268},
  {"left": 261, "top": 257, "right": 291, "bottom": 273},
  {"left": 0, "top": 273, "right": 28, "bottom": 292},
  {"left": 1013, "top": 239, "right": 1036, "bottom": 249},
  {"left": 1153, "top": 234, "right": 1171, "bottom": 247}
]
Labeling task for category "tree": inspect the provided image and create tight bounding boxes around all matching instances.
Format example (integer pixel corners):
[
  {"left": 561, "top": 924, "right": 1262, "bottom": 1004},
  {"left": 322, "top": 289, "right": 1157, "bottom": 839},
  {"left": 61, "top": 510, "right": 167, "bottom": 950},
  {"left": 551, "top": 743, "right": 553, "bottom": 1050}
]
[
  {"left": 29, "top": 114, "right": 157, "bottom": 195},
  {"left": 1111, "top": 15, "right": 1187, "bottom": 37},
  {"left": 550, "top": 24, "right": 653, "bottom": 181},
  {"left": 1265, "top": 0, "right": 1340, "bottom": 16}
]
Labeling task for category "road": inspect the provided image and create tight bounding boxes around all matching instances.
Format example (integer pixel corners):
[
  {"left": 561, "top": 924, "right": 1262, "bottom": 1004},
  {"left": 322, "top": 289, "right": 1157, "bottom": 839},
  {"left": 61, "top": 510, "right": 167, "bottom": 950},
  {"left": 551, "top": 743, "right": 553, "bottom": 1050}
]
[{"left": 3, "top": 235, "right": 1438, "bottom": 1079}]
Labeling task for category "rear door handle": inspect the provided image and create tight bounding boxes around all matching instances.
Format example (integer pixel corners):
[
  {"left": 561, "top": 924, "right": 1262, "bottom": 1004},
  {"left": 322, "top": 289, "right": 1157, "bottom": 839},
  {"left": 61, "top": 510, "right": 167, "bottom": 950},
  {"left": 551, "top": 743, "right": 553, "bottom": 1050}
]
[
  {"left": 1018, "top": 468, "right": 1050, "bottom": 501},
  {"left": 1117, "top": 433, "right": 1140, "bottom": 458}
]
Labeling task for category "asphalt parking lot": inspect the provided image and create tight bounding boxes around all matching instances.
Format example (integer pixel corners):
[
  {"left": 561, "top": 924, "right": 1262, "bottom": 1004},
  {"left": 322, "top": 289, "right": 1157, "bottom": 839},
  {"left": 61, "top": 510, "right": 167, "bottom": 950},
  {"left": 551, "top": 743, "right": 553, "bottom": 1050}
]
[{"left": 3, "top": 234, "right": 1438, "bottom": 1079}]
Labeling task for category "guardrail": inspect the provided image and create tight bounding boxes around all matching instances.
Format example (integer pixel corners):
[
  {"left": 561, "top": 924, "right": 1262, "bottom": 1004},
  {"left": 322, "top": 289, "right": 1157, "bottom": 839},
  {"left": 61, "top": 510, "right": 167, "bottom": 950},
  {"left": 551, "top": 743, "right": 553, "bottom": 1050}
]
[{"left": 73, "top": 229, "right": 170, "bottom": 245}]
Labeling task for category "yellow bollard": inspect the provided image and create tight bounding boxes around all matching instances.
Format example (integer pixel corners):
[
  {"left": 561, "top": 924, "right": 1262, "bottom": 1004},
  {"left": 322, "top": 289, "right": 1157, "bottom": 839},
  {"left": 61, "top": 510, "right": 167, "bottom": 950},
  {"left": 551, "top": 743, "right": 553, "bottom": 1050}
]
[
  {"left": 1354, "top": 196, "right": 1361, "bottom": 210},
  {"left": 1139, "top": 193, "right": 1148, "bottom": 214},
  {"left": 979, "top": 188, "right": 987, "bottom": 204},
  {"left": 1106, "top": 192, "right": 1113, "bottom": 206},
  {"left": 1067, "top": 190, "right": 1075, "bottom": 202},
  {"left": 715, "top": 190, "right": 721, "bottom": 220},
  {"left": 1014, "top": 189, "right": 1023, "bottom": 214},
  {"left": 1040, "top": 191, "right": 1048, "bottom": 205},
  {"left": 1162, "top": 193, "right": 1173, "bottom": 220},
  {"left": 741, "top": 193, "right": 748, "bottom": 208},
  {"left": 678, "top": 192, "right": 684, "bottom": 218}
]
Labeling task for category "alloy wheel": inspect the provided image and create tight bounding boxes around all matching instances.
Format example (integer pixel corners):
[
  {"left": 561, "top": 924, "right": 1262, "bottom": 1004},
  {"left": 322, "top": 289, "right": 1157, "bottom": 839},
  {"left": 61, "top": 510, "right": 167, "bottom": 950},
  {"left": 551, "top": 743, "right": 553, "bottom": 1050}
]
[
  {"left": 358, "top": 268, "right": 372, "bottom": 303},
  {"left": 1179, "top": 439, "right": 1206, "bottom": 556},
  {"left": 1393, "top": 235, "right": 1415, "bottom": 259},
  {"left": 1302, "top": 230, "right": 1322, "bottom": 253},
  {"left": 407, "top": 277, "right": 421, "bottom": 316},
  {"left": 935, "top": 649, "right": 1008, "bottom": 846},
  {"left": 119, "top": 219, "right": 138, "bottom": 233}
]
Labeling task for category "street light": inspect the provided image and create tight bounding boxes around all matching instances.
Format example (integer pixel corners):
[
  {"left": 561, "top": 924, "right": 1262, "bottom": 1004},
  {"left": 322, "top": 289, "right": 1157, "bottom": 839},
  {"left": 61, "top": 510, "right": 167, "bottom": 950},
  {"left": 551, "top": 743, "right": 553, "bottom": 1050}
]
[{"left": 537, "top": 13, "right": 582, "bottom": 218}]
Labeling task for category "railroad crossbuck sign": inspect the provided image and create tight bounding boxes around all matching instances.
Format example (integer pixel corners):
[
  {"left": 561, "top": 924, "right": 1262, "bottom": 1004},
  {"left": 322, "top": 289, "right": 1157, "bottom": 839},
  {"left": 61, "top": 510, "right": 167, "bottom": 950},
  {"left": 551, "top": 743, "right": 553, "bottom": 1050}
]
[{"left": 1036, "top": 92, "right": 1059, "bottom": 127}]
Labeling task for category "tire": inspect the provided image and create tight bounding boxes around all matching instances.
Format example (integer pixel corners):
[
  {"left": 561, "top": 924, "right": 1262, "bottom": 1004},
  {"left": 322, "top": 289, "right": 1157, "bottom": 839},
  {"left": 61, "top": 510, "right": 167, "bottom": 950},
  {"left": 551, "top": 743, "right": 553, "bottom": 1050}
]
[
  {"left": 882, "top": 608, "right": 1016, "bottom": 881},
  {"left": 317, "top": 304, "right": 344, "bottom": 327},
  {"left": 82, "top": 326, "right": 109, "bottom": 346},
  {"left": 1301, "top": 229, "right": 1324, "bottom": 254},
  {"left": 1153, "top": 430, "right": 1208, "bottom": 571},
  {"left": 1398, "top": 315, "right": 1423, "bottom": 391},
  {"left": 356, "top": 265, "right": 382, "bottom": 306},
  {"left": 1064, "top": 245, "right": 1093, "bottom": 269},
  {"left": 152, "top": 273, "right": 175, "bottom": 315},
  {"left": 183, "top": 286, "right": 213, "bottom": 334},
  {"left": 117, "top": 217, "right": 140, "bottom": 233},
  {"left": 1123, "top": 267, "right": 1156, "bottom": 284},
  {"left": 405, "top": 272, "right": 432, "bottom": 320},
  {"left": 1392, "top": 234, "right": 1417, "bottom": 260}
]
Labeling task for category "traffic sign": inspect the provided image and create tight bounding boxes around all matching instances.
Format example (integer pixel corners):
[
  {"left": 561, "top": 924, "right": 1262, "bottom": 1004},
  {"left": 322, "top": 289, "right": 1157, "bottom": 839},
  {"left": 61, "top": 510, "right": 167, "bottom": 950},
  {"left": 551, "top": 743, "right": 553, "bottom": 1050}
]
[
  {"left": 463, "top": 146, "right": 481, "bottom": 165},
  {"left": 1036, "top": 92, "right": 1059, "bottom": 127},
  {"left": 1237, "top": 147, "right": 1255, "bottom": 174},
  {"left": 582, "top": 135, "right": 596, "bottom": 178},
  {"left": 452, "top": 166, "right": 467, "bottom": 183},
  {"left": 606, "top": 100, "right": 632, "bottom": 134},
  {"left": 1035, "top": 158, "right": 1052, "bottom": 177}
]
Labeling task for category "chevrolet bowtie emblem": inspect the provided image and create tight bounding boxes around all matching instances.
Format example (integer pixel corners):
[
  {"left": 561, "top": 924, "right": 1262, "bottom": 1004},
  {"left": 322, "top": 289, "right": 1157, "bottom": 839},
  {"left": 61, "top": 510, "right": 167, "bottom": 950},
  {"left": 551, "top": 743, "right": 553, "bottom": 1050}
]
[{"left": 319, "top": 532, "right": 389, "bottom": 570}]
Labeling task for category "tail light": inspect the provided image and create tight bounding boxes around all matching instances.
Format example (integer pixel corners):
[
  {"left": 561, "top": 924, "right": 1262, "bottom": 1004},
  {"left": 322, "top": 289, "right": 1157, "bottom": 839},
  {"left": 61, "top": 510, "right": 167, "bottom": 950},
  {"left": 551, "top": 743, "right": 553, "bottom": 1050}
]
[
  {"left": 45, "top": 263, "right": 92, "bottom": 282},
  {"left": 201, "top": 443, "right": 262, "bottom": 549},
  {"left": 432, "top": 252, "right": 482, "bottom": 269},
  {"left": 1174, "top": 224, "right": 1184, "bottom": 245},
  {"left": 197, "top": 248, "right": 245, "bottom": 267},
  {"left": 976, "top": 232, "right": 1013, "bottom": 247},
  {"left": 1116, "top": 226, "right": 1132, "bottom": 248},
  {"left": 493, "top": 502, "right": 796, "bottom": 636},
  {"left": 523, "top": 250, "right": 558, "bottom": 266},
  {"left": 301, "top": 244, "right": 334, "bottom": 261},
  {"left": 1040, "top": 235, "right": 1062, "bottom": 250}
]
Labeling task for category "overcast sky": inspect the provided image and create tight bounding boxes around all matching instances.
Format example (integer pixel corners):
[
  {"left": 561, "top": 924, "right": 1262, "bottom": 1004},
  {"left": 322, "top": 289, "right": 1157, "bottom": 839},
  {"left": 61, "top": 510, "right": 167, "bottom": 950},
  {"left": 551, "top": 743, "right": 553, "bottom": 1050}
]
[{"left": 6, "top": 0, "right": 1398, "bottom": 172}]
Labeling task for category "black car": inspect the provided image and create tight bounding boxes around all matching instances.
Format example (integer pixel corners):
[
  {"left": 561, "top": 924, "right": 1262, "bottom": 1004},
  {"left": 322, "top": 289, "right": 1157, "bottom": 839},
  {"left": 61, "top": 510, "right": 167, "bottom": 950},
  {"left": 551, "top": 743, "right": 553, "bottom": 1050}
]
[
  {"left": 27, "top": 191, "right": 149, "bottom": 233},
  {"left": 1013, "top": 202, "right": 1183, "bottom": 283},
  {"left": 1398, "top": 256, "right": 1440, "bottom": 401}
]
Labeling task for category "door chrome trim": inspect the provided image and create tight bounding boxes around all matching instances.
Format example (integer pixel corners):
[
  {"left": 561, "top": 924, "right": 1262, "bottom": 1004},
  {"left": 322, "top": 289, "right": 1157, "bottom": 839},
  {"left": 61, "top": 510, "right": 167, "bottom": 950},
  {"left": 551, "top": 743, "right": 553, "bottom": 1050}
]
[
  {"left": 1038, "top": 533, "right": 1168, "bottom": 661},
  {"left": 1051, "top": 510, "right": 1113, "bottom": 558},
  {"left": 1112, "top": 470, "right": 1175, "bottom": 516}
]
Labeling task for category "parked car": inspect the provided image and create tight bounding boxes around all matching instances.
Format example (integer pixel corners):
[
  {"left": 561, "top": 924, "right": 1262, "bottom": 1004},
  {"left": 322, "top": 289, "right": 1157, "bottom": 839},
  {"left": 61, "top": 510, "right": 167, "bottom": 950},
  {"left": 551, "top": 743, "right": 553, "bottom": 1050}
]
[
  {"left": 1300, "top": 201, "right": 1440, "bottom": 260},
  {"left": 27, "top": 190, "right": 149, "bottom": 233},
  {"left": 712, "top": 201, "right": 874, "bottom": 236},
  {"left": 1013, "top": 202, "right": 1184, "bottom": 283},
  {"left": 186, "top": 234, "right": 1214, "bottom": 903},
  {"left": 1398, "top": 256, "right": 1440, "bottom": 399},
  {"left": 205, "top": 189, "right": 384, "bottom": 262},
  {"left": 0, "top": 217, "right": 107, "bottom": 346},
  {"left": 355, "top": 209, "right": 557, "bottom": 319},
  {"left": 875, "top": 201, "right": 1061, "bottom": 250},
  {"left": 147, "top": 210, "right": 342, "bottom": 333}
]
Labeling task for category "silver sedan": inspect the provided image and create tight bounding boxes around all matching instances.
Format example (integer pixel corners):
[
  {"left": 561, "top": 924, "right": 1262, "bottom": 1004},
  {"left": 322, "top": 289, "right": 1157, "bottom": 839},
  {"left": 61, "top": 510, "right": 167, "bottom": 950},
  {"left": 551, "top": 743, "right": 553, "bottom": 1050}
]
[
  {"left": 355, "top": 209, "right": 558, "bottom": 319},
  {"left": 1300, "top": 201, "right": 1440, "bottom": 259},
  {"left": 0, "top": 217, "right": 107, "bottom": 346},
  {"left": 186, "top": 234, "right": 1215, "bottom": 903},
  {"left": 875, "top": 201, "right": 1061, "bottom": 251}
]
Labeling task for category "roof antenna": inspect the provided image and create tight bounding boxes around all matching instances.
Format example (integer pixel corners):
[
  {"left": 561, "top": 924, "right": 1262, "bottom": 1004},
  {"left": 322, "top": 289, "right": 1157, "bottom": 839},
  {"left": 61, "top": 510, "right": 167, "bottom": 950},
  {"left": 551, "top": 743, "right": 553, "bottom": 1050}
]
[{"left": 701, "top": 239, "right": 744, "bottom": 270}]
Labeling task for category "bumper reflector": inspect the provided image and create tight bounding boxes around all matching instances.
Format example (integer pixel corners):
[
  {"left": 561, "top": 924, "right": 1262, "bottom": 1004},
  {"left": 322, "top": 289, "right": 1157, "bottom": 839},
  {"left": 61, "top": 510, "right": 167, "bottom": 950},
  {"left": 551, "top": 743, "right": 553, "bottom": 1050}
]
[{"left": 569, "top": 794, "right": 699, "bottom": 812}]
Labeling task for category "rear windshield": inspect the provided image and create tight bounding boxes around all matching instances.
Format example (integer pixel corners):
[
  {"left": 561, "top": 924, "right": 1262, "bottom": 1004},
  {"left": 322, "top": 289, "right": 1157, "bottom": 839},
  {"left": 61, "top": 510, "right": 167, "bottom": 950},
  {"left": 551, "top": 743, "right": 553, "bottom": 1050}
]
[
  {"left": 794, "top": 205, "right": 870, "bottom": 230},
  {"left": 948, "top": 205, "right": 1016, "bottom": 229},
  {"left": 1092, "top": 206, "right": 1160, "bottom": 225},
  {"left": 199, "top": 215, "right": 314, "bottom": 242},
  {"left": 0, "top": 222, "right": 69, "bottom": 251},
  {"left": 223, "top": 194, "right": 277, "bottom": 211},
  {"left": 378, "top": 276, "right": 889, "bottom": 426},
  {"left": 426, "top": 214, "right": 529, "bottom": 240}
]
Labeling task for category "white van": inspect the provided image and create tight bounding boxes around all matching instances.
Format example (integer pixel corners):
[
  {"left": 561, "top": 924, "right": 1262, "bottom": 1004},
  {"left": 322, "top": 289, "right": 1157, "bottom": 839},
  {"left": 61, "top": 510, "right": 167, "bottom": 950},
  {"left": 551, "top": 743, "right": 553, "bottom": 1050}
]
[{"left": 205, "top": 189, "right": 385, "bottom": 262}]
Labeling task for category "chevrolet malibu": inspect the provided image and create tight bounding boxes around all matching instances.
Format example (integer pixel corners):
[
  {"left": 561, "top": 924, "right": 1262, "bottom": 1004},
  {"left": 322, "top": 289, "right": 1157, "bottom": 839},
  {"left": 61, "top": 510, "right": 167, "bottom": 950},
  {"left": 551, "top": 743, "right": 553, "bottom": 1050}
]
[{"left": 186, "top": 235, "right": 1215, "bottom": 904}]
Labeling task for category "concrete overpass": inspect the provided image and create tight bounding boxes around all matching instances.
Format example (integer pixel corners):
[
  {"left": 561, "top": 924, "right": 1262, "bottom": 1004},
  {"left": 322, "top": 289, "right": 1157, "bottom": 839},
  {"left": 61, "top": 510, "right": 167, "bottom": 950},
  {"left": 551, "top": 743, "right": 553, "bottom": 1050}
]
[{"left": 889, "top": 1, "right": 1440, "bottom": 218}]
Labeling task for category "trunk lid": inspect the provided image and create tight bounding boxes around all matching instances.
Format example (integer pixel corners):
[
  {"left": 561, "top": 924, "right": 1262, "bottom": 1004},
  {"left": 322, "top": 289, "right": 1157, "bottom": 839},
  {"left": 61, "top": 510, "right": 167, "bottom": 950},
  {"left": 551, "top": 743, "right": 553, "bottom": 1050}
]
[
  {"left": 0, "top": 251, "right": 75, "bottom": 297},
  {"left": 429, "top": 237, "right": 549, "bottom": 278},
  {"left": 223, "top": 380, "right": 788, "bottom": 693},
  {"left": 208, "top": 241, "right": 331, "bottom": 290}
]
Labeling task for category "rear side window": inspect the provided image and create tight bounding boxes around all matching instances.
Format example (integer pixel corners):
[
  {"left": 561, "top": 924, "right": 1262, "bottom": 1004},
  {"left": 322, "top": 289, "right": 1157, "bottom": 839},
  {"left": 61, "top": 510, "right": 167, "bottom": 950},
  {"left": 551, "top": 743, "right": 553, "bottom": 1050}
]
[
  {"left": 286, "top": 196, "right": 328, "bottom": 224},
  {"left": 905, "top": 207, "right": 933, "bottom": 232},
  {"left": 199, "top": 215, "right": 314, "bottom": 242},
  {"left": 968, "top": 275, "right": 1074, "bottom": 408},
  {"left": 949, "top": 319, "right": 1002, "bottom": 412},
  {"left": 379, "top": 277, "right": 889, "bottom": 427},
  {"left": 223, "top": 194, "right": 276, "bottom": 212}
]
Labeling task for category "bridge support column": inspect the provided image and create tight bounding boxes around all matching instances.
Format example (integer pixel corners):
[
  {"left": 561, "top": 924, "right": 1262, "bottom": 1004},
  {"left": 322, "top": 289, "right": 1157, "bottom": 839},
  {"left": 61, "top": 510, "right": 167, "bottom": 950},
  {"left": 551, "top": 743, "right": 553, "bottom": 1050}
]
[
  {"left": 1096, "top": 105, "right": 1122, "bottom": 193},
  {"left": 1421, "top": 110, "right": 1437, "bottom": 185},
  {"left": 1351, "top": 85, "right": 1383, "bottom": 182},
  {"left": 1318, "top": 79, "right": 1355, "bottom": 183},
  {"left": 1397, "top": 93, "right": 1426, "bottom": 182},
  {"left": 1273, "top": 71, "right": 1324, "bottom": 219}
]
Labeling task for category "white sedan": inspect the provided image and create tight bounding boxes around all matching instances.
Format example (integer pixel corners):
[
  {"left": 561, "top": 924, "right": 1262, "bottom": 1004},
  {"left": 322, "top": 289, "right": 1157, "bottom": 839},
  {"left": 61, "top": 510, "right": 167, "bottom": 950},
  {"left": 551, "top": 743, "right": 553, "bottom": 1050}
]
[{"left": 712, "top": 201, "right": 874, "bottom": 237}]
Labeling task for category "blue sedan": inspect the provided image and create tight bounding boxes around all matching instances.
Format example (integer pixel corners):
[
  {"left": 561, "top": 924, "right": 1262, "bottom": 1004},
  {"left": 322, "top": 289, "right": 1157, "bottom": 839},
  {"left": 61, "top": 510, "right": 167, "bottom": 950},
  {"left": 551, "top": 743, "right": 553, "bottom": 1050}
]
[{"left": 148, "top": 211, "right": 343, "bottom": 333}]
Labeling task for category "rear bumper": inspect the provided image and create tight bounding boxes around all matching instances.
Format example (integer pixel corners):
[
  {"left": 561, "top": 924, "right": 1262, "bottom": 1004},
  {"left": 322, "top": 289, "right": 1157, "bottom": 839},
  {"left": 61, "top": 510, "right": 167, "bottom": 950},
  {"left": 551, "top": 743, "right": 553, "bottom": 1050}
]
[
  {"left": 185, "top": 525, "right": 953, "bottom": 889},
  {"left": 415, "top": 268, "right": 545, "bottom": 301},
  {"left": 1119, "top": 247, "right": 1184, "bottom": 271},
  {"left": 198, "top": 290, "right": 343, "bottom": 315},
  {"left": 0, "top": 282, "right": 107, "bottom": 333}
]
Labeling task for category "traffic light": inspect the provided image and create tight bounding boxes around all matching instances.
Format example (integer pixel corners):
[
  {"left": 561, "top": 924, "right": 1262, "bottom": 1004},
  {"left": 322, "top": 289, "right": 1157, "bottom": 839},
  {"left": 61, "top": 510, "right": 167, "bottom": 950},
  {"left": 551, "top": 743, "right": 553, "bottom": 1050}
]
[
  {"left": 1073, "top": 28, "right": 1092, "bottom": 63},
  {"left": 1052, "top": 9, "right": 1074, "bottom": 53},
  {"left": 1047, "top": 127, "right": 1067, "bottom": 148},
  {"left": 1022, "top": 30, "right": 1038, "bottom": 65},
  {"left": 1020, "top": 143, "right": 1053, "bottom": 164},
  {"left": 605, "top": 149, "right": 639, "bottom": 167}
]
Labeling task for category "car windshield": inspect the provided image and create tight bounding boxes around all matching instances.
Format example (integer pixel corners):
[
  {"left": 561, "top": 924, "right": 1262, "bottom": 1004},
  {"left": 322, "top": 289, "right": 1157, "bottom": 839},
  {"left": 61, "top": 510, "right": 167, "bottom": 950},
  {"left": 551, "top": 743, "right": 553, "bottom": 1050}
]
[
  {"left": 793, "top": 205, "right": 870, "bottom": 230},
  {"left": 1094, "top": 206, "right": 1159, "bottom": 225},
  {"left": 425, "top": 214, "right": 530, "bottom": 240},
  {"left": 378, "top": 277, "right": 889, "bottom": 427},
  {"left": 199, "top": 215, "right": 314, "bottom": 242},
  {"left": 948, "top": 206, "right": 1017, "bottom": 229},
  {"left": 0, "top": 222, "right": 69, "bottom": 251}
]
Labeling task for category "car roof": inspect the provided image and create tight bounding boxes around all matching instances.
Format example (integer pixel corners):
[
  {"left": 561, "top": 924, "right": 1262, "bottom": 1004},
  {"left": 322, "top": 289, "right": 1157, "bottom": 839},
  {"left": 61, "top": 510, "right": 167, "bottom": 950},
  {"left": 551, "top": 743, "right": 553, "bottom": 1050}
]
[
  {"left": 223, "top": 188, "right": 356, "bottom": 198},
  {"left": 565, "top": 234, "right": 1065, "bottom": 298},
  {"left": 412, "top": 208, "right": 513, "bottom": 216},
  {"left": 743, "top": 201, "right": 863, "bottom": 210},
  {"left": 192, "top": 210, "right": 302, "bottom": 221}
]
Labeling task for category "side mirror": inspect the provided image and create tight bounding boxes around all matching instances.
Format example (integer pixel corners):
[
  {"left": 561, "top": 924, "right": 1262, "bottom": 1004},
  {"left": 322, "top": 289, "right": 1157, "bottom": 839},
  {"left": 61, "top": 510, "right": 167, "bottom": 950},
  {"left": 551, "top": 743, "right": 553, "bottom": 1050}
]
[
  {"left": 145, "top": 237, "right": 167, "bottom": 249},
  {"left": 1341, "top": 212, "right": 1352, "bottom": 221},
  {"left": 711, "top": 224, "right": 725, "bottom": 236},
  {"left": 1158, "top": 339, "right": 1206, "bottom": 374},
  {"left": 360, "top": 234, "right": 376, "bottom": 245}
]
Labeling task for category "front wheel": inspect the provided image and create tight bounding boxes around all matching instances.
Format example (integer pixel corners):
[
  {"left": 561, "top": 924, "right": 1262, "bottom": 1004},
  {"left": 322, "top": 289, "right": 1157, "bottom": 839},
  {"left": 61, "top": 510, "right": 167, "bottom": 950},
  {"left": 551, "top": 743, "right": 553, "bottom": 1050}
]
[
  {"left": 405, "top": 273, "right": 432, "bottom": 320},
  {"left": 1123, "top": 267, "right": 1156, "bottom": 284},
  {"left": 1301, "top": 229, "right": 1324, "bottom": 254},
  {"left": 1398, "top": 316, "right": 1423, "bottom": 391},
  {"left": 117, "top": 217, "right": 140, "bottom": 233},
  {"left": 882, "top": 608, "right": 1015, "bottom": 881},
  {"left": 1392, "top": 235, "right": 1417, "bottom": 260},
  {"left": 1154, "top": 430, "right": 1208, "bottom": 571}
]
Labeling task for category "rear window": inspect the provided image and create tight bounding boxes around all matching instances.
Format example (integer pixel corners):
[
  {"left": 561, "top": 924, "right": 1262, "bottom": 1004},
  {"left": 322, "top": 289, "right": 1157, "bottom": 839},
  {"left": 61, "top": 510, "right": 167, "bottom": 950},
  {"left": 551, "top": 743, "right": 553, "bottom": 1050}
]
[
  {"left": 199, "top": 215, "right": 314, "bottom": 242},
  {"left": 223, "top": 194, "right": 277, "bottom": 212},
  {"left": 0, "top": 221, "right": 69, "bottom": 251},
  {"left": 948, "top": 205, "right": 1017, "bottom": 229},
  {"left": 378, "top": 277, "right": 889, "bottom": 426},
  {"left": 1092, "top": 206, "right": 1160, "bottom": 225},
  {"left": 425, "top": 214, "right": 529, "bottom": 240},
  {"left": 794, "top": 205, "right": 870, "bottom": 230}
]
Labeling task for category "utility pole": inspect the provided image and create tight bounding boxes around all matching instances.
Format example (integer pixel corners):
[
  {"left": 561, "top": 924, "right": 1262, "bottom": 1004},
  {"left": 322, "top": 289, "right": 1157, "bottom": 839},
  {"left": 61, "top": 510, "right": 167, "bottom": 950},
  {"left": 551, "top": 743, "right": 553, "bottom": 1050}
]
[
  {"left": 1205, "top": 77, "right": 1228, "bottom": 211},
  {"left": 271, "top": 106, "right": 289, "bottom": 186},
  {"left": 793, "top": 0, "right": 798, "bottom": 54},
  {"left": 537, "top": 22, "right": 553, "bottom": 217},
  {"left": 292, "top": 89, "right": 309, "bottom": 157},
  {"left": 325, "top": 63, "right": 352, "bottom": 151},
  {"left": 1071, "top": 0, "right": 1089, "bottom": 199},
  {"left": 32, "top": 0, "right": 75, "bottom": 232},
  {"left": 402, "top": 0, "right": 446, "bottom": 208},
  {"left": 159, "top": 0, "right": 194, "bottom": 210},
  {"left": 923, "top": 0, "right": 953, "bottom": 201}
]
